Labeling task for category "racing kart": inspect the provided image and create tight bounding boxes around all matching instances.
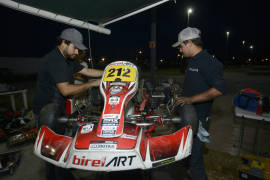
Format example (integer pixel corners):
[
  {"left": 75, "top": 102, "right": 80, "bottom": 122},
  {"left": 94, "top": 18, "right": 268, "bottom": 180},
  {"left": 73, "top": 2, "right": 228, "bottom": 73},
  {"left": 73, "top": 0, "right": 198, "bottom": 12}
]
[
  {"left": 34, "top": 61, "right": 197, "bottom": 171},
  {"left": 0, "top": 150, "right": 21, "bottom": 175}
]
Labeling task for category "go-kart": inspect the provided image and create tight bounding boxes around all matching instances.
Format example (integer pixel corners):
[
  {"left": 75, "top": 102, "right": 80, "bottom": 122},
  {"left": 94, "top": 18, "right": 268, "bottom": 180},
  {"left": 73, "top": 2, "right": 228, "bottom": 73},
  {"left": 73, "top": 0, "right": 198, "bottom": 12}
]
[
  {"left": 34, "top": 61, "right": 197, "bottom": 171},
  {"left": 0, "top": 150, "right": 21, "bottom": 175}
]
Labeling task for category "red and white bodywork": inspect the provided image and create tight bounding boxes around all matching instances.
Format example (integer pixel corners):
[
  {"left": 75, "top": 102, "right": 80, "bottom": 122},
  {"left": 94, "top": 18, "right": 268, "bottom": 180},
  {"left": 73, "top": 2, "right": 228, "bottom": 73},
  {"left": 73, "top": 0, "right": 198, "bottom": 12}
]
[{"left": 34, "top": 61, "right": 193, "bottom": 171}]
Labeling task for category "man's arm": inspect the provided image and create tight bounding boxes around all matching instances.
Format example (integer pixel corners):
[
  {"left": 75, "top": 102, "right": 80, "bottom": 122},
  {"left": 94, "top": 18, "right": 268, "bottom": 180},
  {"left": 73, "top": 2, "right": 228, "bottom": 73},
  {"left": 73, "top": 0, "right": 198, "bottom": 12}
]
[
  {"left": 56, "top": 79, "right": 101, "bottom": 97},
  {"left": 73, "top": 73, "right": 86, "bottom": 81},
  {"left": 79, "top": 67, "right": 104, "bottom": 77},
  {"left": 176, "top": 88, "right": 223, "bottom": 106}
]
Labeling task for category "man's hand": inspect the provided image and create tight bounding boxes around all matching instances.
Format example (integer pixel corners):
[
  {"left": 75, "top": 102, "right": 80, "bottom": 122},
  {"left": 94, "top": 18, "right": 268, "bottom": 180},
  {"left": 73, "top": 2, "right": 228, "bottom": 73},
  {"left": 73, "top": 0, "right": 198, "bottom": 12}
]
[
  {"left": 89, "top": 79, "right": 101, "bottom": 87},
  {"left": 57, "top": 79, "right": 101, "bottom": 97},
  {"left": 175, "top": 96, "right": 193, "bottom": 106},
  {"left": 175, "top": 88, "right": 223, "bottom": 106}
]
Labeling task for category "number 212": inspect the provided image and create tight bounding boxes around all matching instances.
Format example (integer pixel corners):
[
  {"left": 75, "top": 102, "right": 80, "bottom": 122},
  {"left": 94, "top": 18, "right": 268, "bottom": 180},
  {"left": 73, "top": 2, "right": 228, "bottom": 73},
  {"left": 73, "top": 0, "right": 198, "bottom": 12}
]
[{"left": 107, "top": 68, "right": 130, "bottom": 77}]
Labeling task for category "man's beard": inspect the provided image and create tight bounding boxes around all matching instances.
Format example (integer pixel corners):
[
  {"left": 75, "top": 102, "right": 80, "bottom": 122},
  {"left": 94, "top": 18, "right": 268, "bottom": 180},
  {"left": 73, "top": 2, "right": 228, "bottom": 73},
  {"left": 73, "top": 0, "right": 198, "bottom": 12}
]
[
  {"left": 63, "top": 49, "right": 76, "bottom": 59},
  {"left": 68, "top": 54, "right": 76, "bottom": 59}
]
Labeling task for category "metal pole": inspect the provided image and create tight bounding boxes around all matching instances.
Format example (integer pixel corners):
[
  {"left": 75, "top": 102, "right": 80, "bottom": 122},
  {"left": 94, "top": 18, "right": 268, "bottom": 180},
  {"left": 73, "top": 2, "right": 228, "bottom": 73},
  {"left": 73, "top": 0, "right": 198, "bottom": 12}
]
[
  {"left": 226, "top": 31, "right": 230, "bottom": 60},
  {"left": 150, "top": 8, "right": 157, "bottom": 88},
  {"left": 187, "top": 13, "right": 189, "bottom": 27}
]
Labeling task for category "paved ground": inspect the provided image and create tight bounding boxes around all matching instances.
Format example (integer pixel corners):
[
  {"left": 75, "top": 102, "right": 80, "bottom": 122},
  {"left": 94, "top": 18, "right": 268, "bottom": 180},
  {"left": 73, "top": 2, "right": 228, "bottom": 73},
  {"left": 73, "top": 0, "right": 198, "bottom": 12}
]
[{"left": 1, "top": 67, "right": 270, "bottom": 179}]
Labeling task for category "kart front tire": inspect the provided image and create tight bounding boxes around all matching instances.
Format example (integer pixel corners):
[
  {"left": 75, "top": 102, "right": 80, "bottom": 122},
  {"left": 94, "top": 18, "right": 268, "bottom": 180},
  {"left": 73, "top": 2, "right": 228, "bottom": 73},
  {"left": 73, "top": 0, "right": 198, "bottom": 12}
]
[{"left": 9, "top": 166, "right": 14, "bottom": 175}]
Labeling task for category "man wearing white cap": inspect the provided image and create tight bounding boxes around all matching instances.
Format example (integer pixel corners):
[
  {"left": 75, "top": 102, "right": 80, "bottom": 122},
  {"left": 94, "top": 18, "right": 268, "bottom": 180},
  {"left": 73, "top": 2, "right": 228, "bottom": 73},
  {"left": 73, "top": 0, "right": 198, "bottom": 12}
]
[
  {"left": 34, "top": 28, "right": 104, "bottom": 180},
  {"left": 172, "top": 27, "right": 225, "bottom": 180}
]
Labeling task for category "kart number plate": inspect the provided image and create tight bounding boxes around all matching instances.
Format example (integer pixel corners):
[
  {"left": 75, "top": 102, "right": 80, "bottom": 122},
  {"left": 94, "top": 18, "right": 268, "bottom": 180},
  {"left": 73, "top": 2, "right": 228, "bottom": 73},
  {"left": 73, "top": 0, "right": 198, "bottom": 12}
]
[{"left": 104, "top": 65, "right": 136, "bottom": 82}]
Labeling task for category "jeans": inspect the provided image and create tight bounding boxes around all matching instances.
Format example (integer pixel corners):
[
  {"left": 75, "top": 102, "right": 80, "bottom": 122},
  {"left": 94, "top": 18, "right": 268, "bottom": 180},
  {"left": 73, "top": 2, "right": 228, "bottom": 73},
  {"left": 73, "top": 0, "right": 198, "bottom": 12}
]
[
  {"left": 189, "top": 136, "right": 208, "bottom": 180},
  {"left": 34, "top": 113, "right": 40, "bottom": 129}
]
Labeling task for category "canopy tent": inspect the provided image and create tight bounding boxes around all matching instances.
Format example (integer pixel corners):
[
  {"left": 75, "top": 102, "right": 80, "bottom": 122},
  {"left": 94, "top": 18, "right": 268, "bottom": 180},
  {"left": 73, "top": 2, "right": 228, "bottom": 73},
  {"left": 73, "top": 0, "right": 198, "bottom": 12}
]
[{"left": 0, "top": 0, "right": 173, "bottom": 35}]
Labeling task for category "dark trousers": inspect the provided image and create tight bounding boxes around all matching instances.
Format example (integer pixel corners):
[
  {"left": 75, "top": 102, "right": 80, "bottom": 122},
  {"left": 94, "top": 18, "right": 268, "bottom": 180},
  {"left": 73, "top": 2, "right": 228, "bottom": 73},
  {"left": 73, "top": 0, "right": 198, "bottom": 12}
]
[
  {"left": 46, "top": 163, "right": 75, "bottom": 180},
  {"left": 189, "top": 137, "right": 208, "bottom": 180},
  {"left": 34, "top": 113, "right": 40, "bottom": 129}
]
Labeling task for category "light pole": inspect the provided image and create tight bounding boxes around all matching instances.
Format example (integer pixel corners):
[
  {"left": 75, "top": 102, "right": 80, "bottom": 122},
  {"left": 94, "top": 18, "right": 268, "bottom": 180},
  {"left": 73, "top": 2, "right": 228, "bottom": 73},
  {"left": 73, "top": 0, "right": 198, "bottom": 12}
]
[
  {"left": 187, "top": 8, "right": 193, "bottom": 27},
  {"left": 249, "top": 45, "right": 254, "bottom": 59},
  {"left": 137, "top": 50, "right": 143, "bottom": 63},
  {"left": 226, "top": 31, "right": 230, "bottom": 41},
  {"left": 241, "top": 40, "right": 246, "bottom": 65},
  {"left": 249, "top": 45, "right": 254, "bottom": 52},
  {"left": 226, "top": 31, "right": 230, "bottom": 59}
]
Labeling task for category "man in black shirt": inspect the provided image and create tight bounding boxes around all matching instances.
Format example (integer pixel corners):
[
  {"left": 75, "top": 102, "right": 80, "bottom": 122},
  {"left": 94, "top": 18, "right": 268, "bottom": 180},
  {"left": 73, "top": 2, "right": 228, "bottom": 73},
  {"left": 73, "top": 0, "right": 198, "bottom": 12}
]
[
  {"left": 172, "top": 27, "right": 225, "bottom": 180},
  {"left": 34, "top": 28, "right": 103, "bottom": 180}
]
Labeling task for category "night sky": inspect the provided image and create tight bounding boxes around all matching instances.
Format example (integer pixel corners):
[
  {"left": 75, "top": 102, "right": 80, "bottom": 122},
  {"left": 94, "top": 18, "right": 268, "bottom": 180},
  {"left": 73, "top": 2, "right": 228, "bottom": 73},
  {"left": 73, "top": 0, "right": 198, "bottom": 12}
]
[{"left": 0, "top": 0, "right": 269, "bottom": 61}]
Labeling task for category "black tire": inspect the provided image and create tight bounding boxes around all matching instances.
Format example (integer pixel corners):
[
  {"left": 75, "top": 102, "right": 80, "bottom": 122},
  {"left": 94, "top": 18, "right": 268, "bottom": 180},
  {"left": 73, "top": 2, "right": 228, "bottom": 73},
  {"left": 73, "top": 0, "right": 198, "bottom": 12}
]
[
  {"left": 141, "top": 169, "right": 152, "bottom": 180},
  {"left": 178, "top": 104, "right": 198, "bottom": 135},
  {"left": 6, "top": 134, "right": 20, "bottom": 148},
  {"left": 9, "top": 166, "right": 15, "bottom": 175}
]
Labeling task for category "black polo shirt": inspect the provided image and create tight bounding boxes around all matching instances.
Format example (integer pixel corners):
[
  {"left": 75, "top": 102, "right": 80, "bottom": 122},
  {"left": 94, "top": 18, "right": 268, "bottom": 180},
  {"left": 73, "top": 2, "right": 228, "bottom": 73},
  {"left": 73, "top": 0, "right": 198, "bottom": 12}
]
[
  {"left": 34, "top": 48, "right": 84, "bottom": 114},
  {"left": 182, "top": 50, "right": 225, "bottom": 119}
]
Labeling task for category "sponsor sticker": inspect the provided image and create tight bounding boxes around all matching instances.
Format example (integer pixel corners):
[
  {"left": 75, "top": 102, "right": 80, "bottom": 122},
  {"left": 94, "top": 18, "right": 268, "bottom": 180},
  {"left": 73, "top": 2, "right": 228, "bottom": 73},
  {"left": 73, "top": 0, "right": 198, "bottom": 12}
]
[
  {"left": 89, "top": 141, "right": 117, "bottom": 151},
  {"left": 109, "top": 62, "right": 124, "bottom": 66},
  {"left": 81, "top": 124, "right": 94, "bottom": 134},
  {"left": 106, "top": 155, "right": 137, "bottom": 167},
  {"left": 110, "top": 86, "right": 123, "bottom": 94},
  {"left": 152, "top": 157, "right": 175, "bottom": 167},
  {"left": 102, "top": 126, "right": 117, "bottom": 131},
  {"left": 101, "top": 130, "right": 116, "bottom": 137},
  {"left": 101, "top": 114, "right": 120, "bottom": 126},
  {"left": 103, "top": 114, "right": 119, "bottom": 118},
  {"left": 109, "top": 96, "right": 120, "bottom": 105},
  {"left": 72, "top": 154, "right": 137, "bottom": 167},
  {"left": 102, "top": 118, "right": 119, "bottom": 126}
]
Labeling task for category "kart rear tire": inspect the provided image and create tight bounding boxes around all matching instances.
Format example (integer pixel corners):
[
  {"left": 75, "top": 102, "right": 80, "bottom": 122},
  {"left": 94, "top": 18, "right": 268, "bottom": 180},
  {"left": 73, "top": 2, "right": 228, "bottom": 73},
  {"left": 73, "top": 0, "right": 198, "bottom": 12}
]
[
  {"left": 6, "top": 134, "right": 20, "bottom": 148},
  {"left": 178, "top": 104, "right": 198, "bottom": 135},
  {"left": 9, "top": 166, "right": 14, "bottom": 175}
]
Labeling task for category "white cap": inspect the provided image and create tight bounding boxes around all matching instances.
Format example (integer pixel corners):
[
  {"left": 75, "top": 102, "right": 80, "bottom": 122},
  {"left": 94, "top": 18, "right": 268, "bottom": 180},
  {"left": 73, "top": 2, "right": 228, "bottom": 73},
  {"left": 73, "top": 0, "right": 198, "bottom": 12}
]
[{"left": 172, "top": 27, "right": 201, "bottom": 48}]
